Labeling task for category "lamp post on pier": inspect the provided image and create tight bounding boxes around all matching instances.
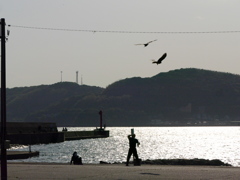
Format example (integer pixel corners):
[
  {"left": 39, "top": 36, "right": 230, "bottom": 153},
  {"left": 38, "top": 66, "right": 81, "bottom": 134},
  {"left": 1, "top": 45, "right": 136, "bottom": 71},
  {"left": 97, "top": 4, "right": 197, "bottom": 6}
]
[{"left": 99, "top": 110, "right": 103, "bottom": 129}]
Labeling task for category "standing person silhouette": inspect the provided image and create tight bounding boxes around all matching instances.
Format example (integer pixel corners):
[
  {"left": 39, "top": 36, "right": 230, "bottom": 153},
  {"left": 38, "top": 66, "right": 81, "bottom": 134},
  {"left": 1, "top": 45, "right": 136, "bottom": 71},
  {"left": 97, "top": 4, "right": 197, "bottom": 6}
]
[{"left": 126, "top": 134, "right": 140, "bottom": 166}]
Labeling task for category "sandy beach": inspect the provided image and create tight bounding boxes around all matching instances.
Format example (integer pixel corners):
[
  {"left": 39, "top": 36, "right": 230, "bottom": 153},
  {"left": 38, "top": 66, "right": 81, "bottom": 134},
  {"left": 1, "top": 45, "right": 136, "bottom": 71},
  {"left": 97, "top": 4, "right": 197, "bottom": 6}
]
[{"left": 5, "top": 163, "right": 240, "bottom": 180}]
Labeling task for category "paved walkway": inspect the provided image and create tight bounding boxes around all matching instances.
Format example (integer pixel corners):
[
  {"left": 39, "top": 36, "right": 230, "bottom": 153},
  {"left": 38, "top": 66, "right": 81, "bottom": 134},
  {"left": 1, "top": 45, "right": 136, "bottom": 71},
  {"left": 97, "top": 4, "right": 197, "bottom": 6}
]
[{"left": 4, "top": 163, "right": 240, "bottom": 180}]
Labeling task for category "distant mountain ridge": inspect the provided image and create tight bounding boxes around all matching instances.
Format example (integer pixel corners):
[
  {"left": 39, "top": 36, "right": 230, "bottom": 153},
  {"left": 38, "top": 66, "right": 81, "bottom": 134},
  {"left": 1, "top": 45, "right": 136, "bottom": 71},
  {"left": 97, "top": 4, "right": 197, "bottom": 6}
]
[{"left": 5, "top": 68, "right": 240, "bottom": 126}]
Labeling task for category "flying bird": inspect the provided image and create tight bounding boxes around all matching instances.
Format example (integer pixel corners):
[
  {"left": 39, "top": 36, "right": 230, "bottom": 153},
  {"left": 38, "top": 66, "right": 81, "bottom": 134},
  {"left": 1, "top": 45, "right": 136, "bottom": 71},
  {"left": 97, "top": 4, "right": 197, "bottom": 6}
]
[
  {"left": 135, "top": 39, "right": 157, "bottom": 47},
  {"left": 152, "top": 53, "right": 167, "bottom": 65}
]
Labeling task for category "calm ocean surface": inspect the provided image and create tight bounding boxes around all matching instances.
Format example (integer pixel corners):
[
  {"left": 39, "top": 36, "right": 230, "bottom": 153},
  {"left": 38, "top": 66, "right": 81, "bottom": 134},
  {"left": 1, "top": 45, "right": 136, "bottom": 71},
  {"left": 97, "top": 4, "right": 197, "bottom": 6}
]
[{"left": 9, "top": 127, "right": 240, "bottom": 167}]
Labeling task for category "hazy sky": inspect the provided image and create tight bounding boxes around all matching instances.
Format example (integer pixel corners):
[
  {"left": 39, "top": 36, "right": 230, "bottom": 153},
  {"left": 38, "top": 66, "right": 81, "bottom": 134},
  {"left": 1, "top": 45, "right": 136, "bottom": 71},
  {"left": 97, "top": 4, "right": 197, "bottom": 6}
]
[{"left": 1, "top": 0, "right": 240, "bottom": 88}]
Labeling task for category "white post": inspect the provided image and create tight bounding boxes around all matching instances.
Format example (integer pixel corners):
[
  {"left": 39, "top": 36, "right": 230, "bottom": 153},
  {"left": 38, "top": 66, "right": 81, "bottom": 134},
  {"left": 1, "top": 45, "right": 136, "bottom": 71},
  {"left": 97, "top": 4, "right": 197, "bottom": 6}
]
[{"left": 131, "top": 128, "right": 134, "bottom": 135}]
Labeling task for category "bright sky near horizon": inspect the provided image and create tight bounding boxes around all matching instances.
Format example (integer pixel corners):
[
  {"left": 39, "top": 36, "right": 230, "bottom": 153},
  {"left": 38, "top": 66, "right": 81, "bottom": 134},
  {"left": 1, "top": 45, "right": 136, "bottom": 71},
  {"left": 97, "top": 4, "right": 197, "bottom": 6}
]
[{"left": 1, "top": 0, "right": 240, "bottom": 88}]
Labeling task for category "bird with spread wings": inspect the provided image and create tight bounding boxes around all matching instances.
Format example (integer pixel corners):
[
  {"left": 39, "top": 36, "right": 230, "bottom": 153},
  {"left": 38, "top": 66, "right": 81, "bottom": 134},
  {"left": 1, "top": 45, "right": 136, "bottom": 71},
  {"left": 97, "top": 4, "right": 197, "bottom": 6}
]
[
  {"left": 152, "top": 53, "right": 167, "bottom": 65},
  {"left": 135, "top": 39, "right": 157, "bottom": 47}
]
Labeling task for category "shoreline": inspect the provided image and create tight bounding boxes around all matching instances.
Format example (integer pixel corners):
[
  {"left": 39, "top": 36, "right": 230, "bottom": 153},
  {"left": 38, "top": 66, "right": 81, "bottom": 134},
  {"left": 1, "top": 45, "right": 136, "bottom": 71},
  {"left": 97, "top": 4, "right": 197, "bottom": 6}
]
[
  {"left": 6, "top": 151, "right": 233, "bottom": 167},
  {"left": 8, "top": 158, "right": 232, "bottom": 167}
]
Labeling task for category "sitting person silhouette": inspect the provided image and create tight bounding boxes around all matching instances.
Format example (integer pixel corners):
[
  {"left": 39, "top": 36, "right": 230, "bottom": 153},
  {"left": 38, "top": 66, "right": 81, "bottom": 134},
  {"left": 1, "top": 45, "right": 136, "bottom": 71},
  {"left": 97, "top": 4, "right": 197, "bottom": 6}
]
[{"left": 70, "top": 151, "right": 83, "bottom": 165}]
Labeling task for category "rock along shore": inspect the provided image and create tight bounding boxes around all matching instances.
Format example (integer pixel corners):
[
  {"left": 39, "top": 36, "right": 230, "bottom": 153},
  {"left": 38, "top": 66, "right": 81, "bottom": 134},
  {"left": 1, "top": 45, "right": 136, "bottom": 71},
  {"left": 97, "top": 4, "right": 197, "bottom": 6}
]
[{"left": 100, "top": 158, "right": 231, "bottom": 166}]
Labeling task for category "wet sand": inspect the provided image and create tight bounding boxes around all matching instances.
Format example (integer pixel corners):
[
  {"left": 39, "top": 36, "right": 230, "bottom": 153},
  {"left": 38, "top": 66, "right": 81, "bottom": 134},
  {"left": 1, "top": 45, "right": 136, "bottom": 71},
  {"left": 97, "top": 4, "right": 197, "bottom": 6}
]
[{"left": 5, "top": 163, "right": 240, "bottom": 180}]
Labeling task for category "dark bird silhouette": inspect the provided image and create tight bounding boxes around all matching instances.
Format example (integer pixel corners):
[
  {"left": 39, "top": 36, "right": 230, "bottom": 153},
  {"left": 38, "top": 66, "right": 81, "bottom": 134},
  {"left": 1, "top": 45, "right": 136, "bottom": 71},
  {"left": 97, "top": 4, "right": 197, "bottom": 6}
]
[
  {"left": 135, "top": 39, "right": 157, "bottom": 47},
  {"left": 152, "top": 53, "right": 167, "bottom": 65}
]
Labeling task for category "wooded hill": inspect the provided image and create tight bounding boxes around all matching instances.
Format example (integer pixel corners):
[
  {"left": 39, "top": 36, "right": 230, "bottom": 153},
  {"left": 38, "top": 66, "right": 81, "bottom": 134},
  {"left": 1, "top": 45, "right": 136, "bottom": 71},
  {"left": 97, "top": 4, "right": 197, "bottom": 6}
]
[{"left": 5, "top": 68, "right": 240, "bottom": 126}]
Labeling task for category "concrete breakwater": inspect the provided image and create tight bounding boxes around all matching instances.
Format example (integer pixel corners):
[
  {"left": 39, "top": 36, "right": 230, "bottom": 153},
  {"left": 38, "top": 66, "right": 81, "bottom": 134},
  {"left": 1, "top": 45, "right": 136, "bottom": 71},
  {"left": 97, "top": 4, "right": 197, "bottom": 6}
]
[
  {"left": 2, "top": 122, "right": 109, "bottom": 145},
  {"left": 7, "top": 129, "right": 110, "bottom": 145},
  {"left": 2, "top": 151, "right": 40, "bottom": 160},
  {"left": 64, "top": 130, "right": 109, "bottom": 141}
]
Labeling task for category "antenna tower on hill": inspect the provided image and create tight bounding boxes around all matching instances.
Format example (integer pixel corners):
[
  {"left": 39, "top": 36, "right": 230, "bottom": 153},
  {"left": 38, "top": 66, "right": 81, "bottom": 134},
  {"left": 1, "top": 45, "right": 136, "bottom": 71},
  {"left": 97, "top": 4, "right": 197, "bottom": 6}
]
[{"left": 76, "top": 71, "right": 78, "bottom": 84}]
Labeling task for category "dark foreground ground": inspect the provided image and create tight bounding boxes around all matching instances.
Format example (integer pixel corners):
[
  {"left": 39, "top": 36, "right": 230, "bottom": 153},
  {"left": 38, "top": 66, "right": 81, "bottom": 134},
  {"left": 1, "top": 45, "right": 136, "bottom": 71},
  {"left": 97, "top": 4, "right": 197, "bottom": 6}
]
[{"left": 5, "top": 163, "right": 240, "bottom": 180}]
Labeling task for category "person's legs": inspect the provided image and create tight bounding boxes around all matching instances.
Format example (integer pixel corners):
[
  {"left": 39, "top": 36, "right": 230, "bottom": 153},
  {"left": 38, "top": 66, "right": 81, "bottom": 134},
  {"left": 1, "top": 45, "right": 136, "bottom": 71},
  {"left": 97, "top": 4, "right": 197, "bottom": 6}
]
[
  {"left": 126, "top": 148, "right": 133, "bottom": 166},
  {"left": 132, "top": 148, "right": 139, "bottom": 160}
]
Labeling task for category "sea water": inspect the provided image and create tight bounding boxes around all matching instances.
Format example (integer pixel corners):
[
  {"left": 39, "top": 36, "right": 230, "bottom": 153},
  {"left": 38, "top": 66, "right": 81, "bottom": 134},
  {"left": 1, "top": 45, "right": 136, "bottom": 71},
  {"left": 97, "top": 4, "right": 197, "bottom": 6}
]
[{"left": 9, "top": 127, "right": 240, "bottom": 167}]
